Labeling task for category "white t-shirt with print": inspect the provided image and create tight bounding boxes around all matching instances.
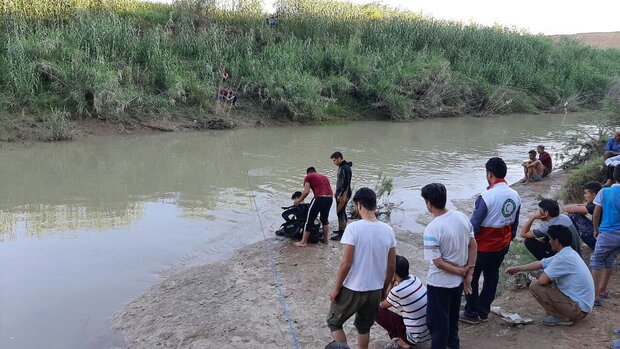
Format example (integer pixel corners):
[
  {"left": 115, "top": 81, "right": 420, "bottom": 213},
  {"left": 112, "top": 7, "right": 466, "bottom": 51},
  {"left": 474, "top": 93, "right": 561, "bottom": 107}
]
[
  {"left": 423, "top": 210, "right": 474, "bottom": 288},
  {"left": 341, "top": 220, "right": 397, "bottom": 292}
]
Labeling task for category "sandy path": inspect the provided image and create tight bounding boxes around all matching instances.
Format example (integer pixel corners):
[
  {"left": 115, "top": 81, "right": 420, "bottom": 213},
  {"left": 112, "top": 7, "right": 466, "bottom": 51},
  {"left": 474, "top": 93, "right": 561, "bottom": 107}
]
[{"left": 114, "top": 172, "right": 620, "bottom": 348}]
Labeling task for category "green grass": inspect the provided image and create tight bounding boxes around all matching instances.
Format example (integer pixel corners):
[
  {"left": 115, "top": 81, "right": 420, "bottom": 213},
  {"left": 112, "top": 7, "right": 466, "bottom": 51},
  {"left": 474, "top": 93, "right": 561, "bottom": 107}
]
[{"left": 2, "top": 0, "right": 620, "bottom": 133}]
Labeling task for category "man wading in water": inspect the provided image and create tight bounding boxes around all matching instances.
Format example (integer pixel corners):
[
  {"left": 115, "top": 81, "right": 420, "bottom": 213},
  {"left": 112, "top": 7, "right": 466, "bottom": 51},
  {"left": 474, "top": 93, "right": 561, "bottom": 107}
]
[
  {"left": 294, "top": 167, "right": 333, "bottom": 247},
  {"left": 330, "top": 152, "right": 353, "bottom": 241}
]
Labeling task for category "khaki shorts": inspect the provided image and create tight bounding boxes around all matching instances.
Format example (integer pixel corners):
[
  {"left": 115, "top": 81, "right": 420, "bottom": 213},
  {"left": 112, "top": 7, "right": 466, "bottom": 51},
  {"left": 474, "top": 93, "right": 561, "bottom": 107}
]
[{"left": 326, "top": 287, "right": 382, "bottom": 334}]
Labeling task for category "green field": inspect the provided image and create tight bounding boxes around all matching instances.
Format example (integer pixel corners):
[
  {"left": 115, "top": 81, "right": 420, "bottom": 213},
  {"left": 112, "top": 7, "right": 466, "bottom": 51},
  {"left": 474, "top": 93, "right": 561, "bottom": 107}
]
[{"left": 2, "top": 0, "right": 620, "bottom": 140}]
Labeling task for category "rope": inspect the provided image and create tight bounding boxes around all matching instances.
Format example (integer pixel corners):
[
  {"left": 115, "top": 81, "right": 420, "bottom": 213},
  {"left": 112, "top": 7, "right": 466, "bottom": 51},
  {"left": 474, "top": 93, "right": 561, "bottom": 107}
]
[{"left": 246, "top": 173, "right": 301, "bottom": 349}]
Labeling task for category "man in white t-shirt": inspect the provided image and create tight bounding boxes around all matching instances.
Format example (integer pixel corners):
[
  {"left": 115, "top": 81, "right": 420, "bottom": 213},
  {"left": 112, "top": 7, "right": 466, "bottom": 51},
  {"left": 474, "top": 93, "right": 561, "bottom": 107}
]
[
  {"left": 421, "top": 183, "right": 477, "bottom": 349},
  {"left": 327, "top": 187, "right": 397, "bottom": 349}
]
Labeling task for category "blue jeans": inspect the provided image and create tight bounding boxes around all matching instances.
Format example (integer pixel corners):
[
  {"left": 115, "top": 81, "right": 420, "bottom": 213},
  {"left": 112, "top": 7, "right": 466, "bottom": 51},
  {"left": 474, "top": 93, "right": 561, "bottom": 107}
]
[
  {"left": 568, "top": 213, "right": 596, "bottom": 250},
  {"left": 464, "top": 246, "right": 509, "bottom": 318},
  {"left": 591, "top": 231, "right": 620, "bottom": 270},
  {"left": 427, "top": 284, "right": 463, "bottom": 349}
]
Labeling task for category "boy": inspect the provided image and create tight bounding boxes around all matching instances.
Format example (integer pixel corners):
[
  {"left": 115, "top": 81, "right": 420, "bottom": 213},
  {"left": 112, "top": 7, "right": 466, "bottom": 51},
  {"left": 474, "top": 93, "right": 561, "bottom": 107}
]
[{"left": 564, "top": 181, "right": 602, "bottom": 250}]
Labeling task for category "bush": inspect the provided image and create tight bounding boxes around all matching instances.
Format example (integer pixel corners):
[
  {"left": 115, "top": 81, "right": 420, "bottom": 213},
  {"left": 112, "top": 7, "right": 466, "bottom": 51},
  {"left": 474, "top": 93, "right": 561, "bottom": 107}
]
[{"left": 561, "top": 159, "right": 606, "bottom": 203}]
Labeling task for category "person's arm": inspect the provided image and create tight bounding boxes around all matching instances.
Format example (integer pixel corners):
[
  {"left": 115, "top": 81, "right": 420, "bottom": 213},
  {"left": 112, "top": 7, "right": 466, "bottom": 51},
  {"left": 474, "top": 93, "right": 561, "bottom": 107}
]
[
  {"left": 379, "top": 278, "right": 396, "bottom": 309},
  {"left": 432, "top": 257, "right": 468, "bottom": 277},
  {"left": 330, "top": 244, "right": 354, "bottom": 303},
  {"left": 511, "top": 205, "right": 521, "bottom": 240},
  {"left": 341, "top": 165, "right": 352, "bottom": 197},
  {"left": 593, "top": 204, "right": 602, "bottom": 239},
  {"left": 470, "top": 196, "right": 488, "bottom": 235},
  {"left": 463, "top": 237, "right": 478, "bottom": 295},
  {"left": 382, "top": 247, "right": 396, "bottom": 300},
  {"left": 294, "top": 182, "right": 311, "bottom": 206},
  {"left": 505, "top": 260, "right": 543, "bottom": 276},
  {"left": 537, "top": 272, "right": 552, "bottom": 286},
  {"left": 604, "top": 140, "right": 620, "bottom": 158},
  {"left": 563, "top": 204, "right": 588, "bottom": 214},
  {"left": 519, "top": 210, "right": 543, "bottom": 239}
]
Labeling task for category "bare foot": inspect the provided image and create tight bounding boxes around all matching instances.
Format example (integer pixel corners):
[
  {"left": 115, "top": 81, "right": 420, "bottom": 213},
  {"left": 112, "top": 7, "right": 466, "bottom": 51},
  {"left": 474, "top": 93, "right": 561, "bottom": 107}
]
[
  {"left": 322, "top": 235, "right": 329, "bottom": 245},
  {"left": 396, "top": 338, "right": 413, "bottom": 349},
  {"left": 294, "top": 241, "right": 307, "bottom": 247}
]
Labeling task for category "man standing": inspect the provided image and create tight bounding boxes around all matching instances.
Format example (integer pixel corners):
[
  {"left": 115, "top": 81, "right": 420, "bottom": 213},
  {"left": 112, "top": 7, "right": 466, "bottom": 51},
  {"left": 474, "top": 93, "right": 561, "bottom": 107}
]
[
  {"left": 591, "top": 165, "right": 620, "bottom": 306},
  {"left": 330, "top": 151, "right": 353, "bottom": 241},
  {"left": 519, "top": 198, "right": 582, "bottom": 260},
  {"left": 294, "top": 167, "right": 333, "bottom": 247},
  {"left": 603, "top": 128, "right": 620, "bottom": 187},
  {"left": 506, "top": 225, "right": 594, "bottom": 326},
  {"left": 422, "top": 183, "right": 477, "bottom": 349},
  {"left": 460, "top": 157, "right": 521, "bottom": 324},
  {"left": 327, "top": 188, "right": 396, "bottom": 349},
  {"left": 537, "top": 145, "right": 552, "bottom": 177}
]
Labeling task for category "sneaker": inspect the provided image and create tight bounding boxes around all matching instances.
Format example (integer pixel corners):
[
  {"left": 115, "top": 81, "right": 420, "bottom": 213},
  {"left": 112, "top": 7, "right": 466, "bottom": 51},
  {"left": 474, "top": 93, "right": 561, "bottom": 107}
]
[
  {"left": 542, "top": 315, "right": 573, "bottom": 326},
  {"left": 329, "top": 231, "right": 343, "bottom": 241},
  {"left": 594, "top": 299, "right": 603, "bottom": 307},
  {"left": 479, "top": 314, "right": 489, "bottom": 322},
  {"left": 384, "top": 339, "right": 401, "bottom": 349},
  {"left": 459, "top": 311, "right": 480, "bottom": 324}
]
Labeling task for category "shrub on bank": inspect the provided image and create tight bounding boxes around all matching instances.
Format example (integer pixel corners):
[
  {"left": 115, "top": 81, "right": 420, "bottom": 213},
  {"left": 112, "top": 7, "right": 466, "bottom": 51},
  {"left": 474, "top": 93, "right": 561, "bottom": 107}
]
[
  {"left": 561, "top": 159, "right": 606, "bottom": 203},
  {"left": 1, "top": 0, "right": 620, "bottom": 124}
]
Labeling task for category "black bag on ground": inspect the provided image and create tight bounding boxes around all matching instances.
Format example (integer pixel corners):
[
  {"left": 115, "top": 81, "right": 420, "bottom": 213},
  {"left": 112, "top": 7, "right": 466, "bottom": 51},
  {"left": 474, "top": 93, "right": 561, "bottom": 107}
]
[{"left": 275, "top": 203, "right": 322, "bottom": 243}]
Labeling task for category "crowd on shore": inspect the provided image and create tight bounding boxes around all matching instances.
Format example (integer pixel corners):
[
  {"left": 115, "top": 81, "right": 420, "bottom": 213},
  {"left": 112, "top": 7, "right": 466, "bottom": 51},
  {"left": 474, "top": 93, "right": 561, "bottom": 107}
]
[{"left": 280, "top": 128, "right": 620, "bottom": 349}]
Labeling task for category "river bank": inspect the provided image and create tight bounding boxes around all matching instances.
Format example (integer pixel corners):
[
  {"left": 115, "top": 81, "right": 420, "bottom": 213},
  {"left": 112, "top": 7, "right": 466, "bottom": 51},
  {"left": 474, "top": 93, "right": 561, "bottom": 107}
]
[{"left": 113, "top": 170, "right": 620, "bottom": 348}]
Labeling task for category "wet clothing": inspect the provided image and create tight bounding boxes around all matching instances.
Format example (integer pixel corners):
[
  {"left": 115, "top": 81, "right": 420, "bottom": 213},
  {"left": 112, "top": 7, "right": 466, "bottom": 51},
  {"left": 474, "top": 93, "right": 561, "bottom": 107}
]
[
  {"left": 335, "top": 161, "right": 353, "bottom": 233},
  {"left": 539, "top": 151, "right": 552, "bottom": 176},
  {"left": 304, "top": 173, "right": 333, "bottom": 197},
  {"left": 305, "top": 197, "right": 333, "bottom": 230}
]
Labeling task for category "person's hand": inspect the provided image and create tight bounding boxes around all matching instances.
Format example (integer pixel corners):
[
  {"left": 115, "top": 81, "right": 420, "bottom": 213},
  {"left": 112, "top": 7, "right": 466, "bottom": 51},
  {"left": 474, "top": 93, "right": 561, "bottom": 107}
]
[
  {"left": 505, "top": 267, "right": 519, "bottom": 276},
  {"left": 531, "top": 210, "right": 545, "bottom": 220},
  {"left": 330, "top": 287, "right": 340, "bottom": 304},
  {"left": 463, "top": 273, "right": 473, "bottom": 295},
  {"left": 293, "top": 198, "right": 301, "bottom": 206},
  {"left": 594, "top": 230, "right": 599, "bottom": 239}
]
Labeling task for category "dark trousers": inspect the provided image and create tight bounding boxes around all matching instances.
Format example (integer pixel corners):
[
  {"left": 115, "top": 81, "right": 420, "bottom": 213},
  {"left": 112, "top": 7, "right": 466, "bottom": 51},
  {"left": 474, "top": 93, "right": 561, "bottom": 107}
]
[
  {"left": 607, "top": 165, "right": 616, "bottom": 180},
  {"left": 427, "top": 284, "right": 463, "bottom": 349},
  {"left": 375, "top": 307, "right": 411, "bottom": 344},
  {"left": 335, "top": 192, "right": 350, "bottom": 233},
  {"left": 464, "top": 246, "right": 509, "bottom": 318},
  {"left": 568, "top": 213, "right": 596, "bottom": 250},
  {"left": 524, "top": 238, "right": 555, "bottom": 260}
]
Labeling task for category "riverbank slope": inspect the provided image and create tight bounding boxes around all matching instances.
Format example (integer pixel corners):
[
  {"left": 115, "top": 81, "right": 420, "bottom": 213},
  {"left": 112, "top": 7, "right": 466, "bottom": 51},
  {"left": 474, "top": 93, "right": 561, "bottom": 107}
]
[{"left": 113, "top": 171, "right": 620, "bottom": 348}]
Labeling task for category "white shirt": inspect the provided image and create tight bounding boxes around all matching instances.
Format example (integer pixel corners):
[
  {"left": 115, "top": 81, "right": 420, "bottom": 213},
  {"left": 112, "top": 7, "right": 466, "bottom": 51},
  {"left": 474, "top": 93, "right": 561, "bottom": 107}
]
[
  {"left": 341, "top": 220, "right": 396, "bottom": 291},
  {"left": 423, "top": 210, "right": 474, "bottom": 288}
]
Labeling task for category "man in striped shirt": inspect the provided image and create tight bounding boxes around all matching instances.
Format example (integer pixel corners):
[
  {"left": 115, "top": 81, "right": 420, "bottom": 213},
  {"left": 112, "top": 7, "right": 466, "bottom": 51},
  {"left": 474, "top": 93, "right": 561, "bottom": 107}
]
[{"left": 375, "top": 255, "right": 430, "bottom": 348}]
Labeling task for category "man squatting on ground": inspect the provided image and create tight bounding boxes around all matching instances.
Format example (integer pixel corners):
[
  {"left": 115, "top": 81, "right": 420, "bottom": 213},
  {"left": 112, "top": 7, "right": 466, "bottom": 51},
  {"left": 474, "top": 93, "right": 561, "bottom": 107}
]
[
  {"left": 592, "top": 165, "right": 620, "bottom": 306},
  {"left": 460, "top": 157, "right": 521, "bottom": 324},
  {"left": 327, "top": 188, "right": 396, "bottom": 349},
  {"left": 506, "top": 225, "right": 595, "bottom": 326},
  {"left": 565, "top": 181, "right": 603, "bottom": 251},
  {"left": 294, "top": 167, "right": 332, "bottom": 247},
  {"left": 519, "top": 198, "right": 582, "bottom": 260},
  {"left": 330, "top": 151, "right": 353, "bottom": 241},
  {"left": 422, "top": 183, "right": 477, "bottom": 349},
  {"left": 375, "top": 255, "right": 430, "bottom": 349}
]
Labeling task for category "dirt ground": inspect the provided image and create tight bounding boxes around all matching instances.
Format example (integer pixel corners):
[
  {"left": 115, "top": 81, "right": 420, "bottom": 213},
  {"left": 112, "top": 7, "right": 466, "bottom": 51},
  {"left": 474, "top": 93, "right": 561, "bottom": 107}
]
[
  {"left": 550, "top": 31, "right": 620, "bottom": 49},
  {"left": 113, "top": 172, "right": 620, "bottom": 348}
]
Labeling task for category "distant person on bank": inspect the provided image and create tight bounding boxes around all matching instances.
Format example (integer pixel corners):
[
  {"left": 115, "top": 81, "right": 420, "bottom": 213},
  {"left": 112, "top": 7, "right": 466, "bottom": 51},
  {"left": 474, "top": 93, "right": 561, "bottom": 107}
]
[
  {"left": 521, "top": 150, "right": 546, "bottom": 184},
  {"left": 603, "top": 128, "right": 620, "bottom": 187},
  {"left": 506, "top": 225, "right": 594, "bottom": 326},
  {"left": 327, "top": 188, "right": 396, "bottom": 349},
  {"left": 537, "top": 145, "right": 552, "bottom": 177},
  {"left": 460, "top": 157, "right": 521, "bottom": 325},
  {"left": 422, "top": 183, "right": 477, "bottom": 349},
  {"left": 330, "top": 151, "right": 353, "bottom": 241},
  {"left": 591, "top": 165, "right": 620, "bottom": 306},
  {"left": 375, "top": 255, "right": 430, "bottom": 349},
  {"left": 294, "top": 167, "right": 332, "bottom": 247},
  {"left": 520, "top": 199, "right": 582, "bottom": 260},
  {"left": 564, "top": 181, "right": 603, "bottom": 250}
]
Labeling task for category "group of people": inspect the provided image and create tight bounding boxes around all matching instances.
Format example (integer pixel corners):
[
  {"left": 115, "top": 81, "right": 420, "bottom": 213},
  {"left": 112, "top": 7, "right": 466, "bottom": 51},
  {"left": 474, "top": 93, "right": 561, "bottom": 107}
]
[
  {"left": 520, "top": 145, "right": 552, "bottom": 184},
  {"left": 286, "top": 130, "right": 620, "bottom": 349}
]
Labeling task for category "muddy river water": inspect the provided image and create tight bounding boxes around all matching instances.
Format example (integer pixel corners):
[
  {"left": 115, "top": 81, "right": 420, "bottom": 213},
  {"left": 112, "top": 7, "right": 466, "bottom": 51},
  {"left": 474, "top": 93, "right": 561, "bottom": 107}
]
[{"left": 0, "top": 113, "right": 597, "bottom": 348}]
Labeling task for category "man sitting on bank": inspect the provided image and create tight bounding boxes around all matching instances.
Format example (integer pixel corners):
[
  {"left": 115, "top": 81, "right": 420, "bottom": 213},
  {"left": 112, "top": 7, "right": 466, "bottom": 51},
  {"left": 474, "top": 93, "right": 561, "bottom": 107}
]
[
  {"left": 519, "top": 199, "right": 582, "bottom": 260},
  {"left": 521, "top": 150, "right": 546, "bottom": 184},
  {"left": 506, "top": 225, "right": 594, "bottom": 326}
]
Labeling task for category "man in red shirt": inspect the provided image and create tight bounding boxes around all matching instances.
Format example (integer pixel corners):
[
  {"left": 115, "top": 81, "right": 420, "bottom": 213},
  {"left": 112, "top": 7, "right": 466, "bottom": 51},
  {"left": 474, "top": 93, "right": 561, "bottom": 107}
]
[
  {"left": 537, "top": 145, "right": 552, "bottom": 177},
  {"left": 294, "top": 167, "right": 333, "bottom": 247}
]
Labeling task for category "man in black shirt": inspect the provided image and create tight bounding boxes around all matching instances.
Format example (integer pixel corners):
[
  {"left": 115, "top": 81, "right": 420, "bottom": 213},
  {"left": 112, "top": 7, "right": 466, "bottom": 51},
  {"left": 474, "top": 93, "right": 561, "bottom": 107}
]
[{"left": 330, "top": 151, "right": 353, "bottom": 241}]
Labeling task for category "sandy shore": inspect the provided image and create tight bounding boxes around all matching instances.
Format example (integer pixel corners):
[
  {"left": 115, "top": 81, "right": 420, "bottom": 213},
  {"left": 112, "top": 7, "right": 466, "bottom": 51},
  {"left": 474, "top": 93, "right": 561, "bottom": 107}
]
[{"left": 114, "top": 172, "right": 620, "bottom": 348}]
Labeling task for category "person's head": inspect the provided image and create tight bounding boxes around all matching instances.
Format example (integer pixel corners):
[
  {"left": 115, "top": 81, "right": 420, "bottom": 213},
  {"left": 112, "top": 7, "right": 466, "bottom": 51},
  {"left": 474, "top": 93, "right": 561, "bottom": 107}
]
[
  {"left": 291, "top": 191, "right": 302, "bottom": 200},
  {"left": 538, "top": 198, "right": 560, "bottom": 219},
  {"left": 421, "top": 183, "right": 447, "bottom": 213},
  {"left": 537, "top": 145, "right": 545, "bottom": 154},
  {"left": 583, "top": 181, "right": 602, "bottom": 203},
  {"left": 395, "top": 255, "right": 410, "bottom": 280},
  {"left": 485, "top": 157, "right": 507, "bottom": 183},
  {"left": 547, "top": 225, "right": 573, "bottom": 251},
  {"left": 614, "top": 128, "right": 620, "bottom": 142},
  {"left": 306, "top": 167, "right": 316, "bottom": 174},
  {"left": 528, "top": 150, "right": 537, "bottom": 160},
  {"left": 330, "top": 151, "right": 344, "bottom": 166},
  {"left": 352, "top": 187, "right": 377, "bottom": 212}
]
